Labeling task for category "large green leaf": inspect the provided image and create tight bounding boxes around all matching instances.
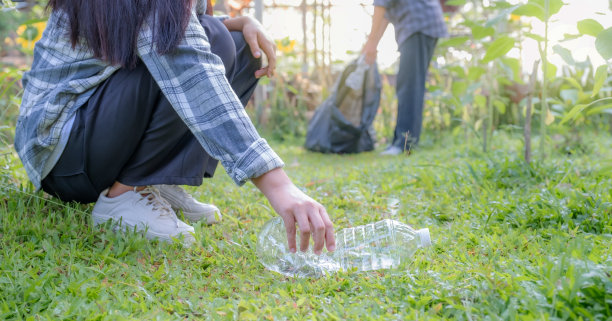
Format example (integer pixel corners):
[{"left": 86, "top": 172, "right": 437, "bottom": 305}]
[
  {"left": 592, "top": 65, "right": 608, "bottom": 97},
  {"left": 563, "top": 77, "right": 583, "bottom": 91},
  {"left": 513, "top": 3, "right": 544, "bottom": 20},
  {"left": 586, "top": 103, "right": 612, "bottom": 115},
  {"left": 482, "top": 37, "right": 515, "bottom": 63},
  {"left": 534, "top": 0, "right": 564, "bottom": 16},
  {"left": 471, "top": 26, "right": 495, "bottom": 40},
  {"left": 595, "top": 27, "right": 612, "bottom": 60},
  {"left": 525, "top": 32, "right": 545, "bottom": 42},
  {"left": 514, "top": 0, "right": 563, "bottom": 21},
  {"left": 544, "top": 61, "right": 557, "bottom": 81},
  {"left": 561, "top": 97, "right": 612, "bottom": 124},
  {"left": 577, "top": 19, "right": 604, "bottom": 37},
  {"left": 452, "top": 81, "right": 468, "bottom": 98},
  {"left": 494, "top": 100, "right": 506, "bottom": 114},
  {"left": 501, "top": 57, "right": 521, "bottom": 81},
  {"left": 449, "top": 66, "right": 466, "bottom": 78},
  {"left": 439, "top": 36, "right": 470, "bottom": 48},
  {"left": 553, "top": 44, "right": 575, "bottom": 65},
  {"left": 467, "top": 66, "right": 486, "bottom": 81}
]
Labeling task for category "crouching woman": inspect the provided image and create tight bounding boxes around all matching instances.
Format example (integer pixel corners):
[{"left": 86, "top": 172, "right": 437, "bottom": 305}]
[{"left": 15, "top": 0, "right": 335, "bottom": 254}]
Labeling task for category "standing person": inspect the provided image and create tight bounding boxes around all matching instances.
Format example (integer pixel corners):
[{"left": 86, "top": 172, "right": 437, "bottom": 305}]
[
  {"left": 362, "top": 0, "right": 448, "bottom": 155},
  {"left": 15, "top": 0, "right": 335, "bottom": 254}
]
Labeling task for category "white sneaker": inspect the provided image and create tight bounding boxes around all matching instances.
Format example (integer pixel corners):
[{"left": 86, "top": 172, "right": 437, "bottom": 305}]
[
  {"left": 380, "top": 145, "right": 405, "bottom": 156},
  {"left": 155, "top": 185, "right": 221, "bottom": 225},
  {"left": 92, "top": 186, "right": 195, "bottom": 245}
]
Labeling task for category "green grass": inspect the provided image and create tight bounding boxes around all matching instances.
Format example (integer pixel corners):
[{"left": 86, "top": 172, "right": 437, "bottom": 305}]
[{"left": 1, "top": 131, "right": 611, "bottom": 320}]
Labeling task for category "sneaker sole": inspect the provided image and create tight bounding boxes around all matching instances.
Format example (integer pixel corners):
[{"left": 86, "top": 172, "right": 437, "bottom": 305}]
[
  {"left": 93, "top": 215, "right": 195, "bottom": 245},
  {"left": 181, "top": 209, "right": 221, "bottom": 225}
]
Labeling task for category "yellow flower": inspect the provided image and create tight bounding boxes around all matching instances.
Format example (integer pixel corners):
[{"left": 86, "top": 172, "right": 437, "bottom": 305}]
[
  {"left": 16, "top": 21, "right": 46, "bottom": 51},
  {"left": 510, "top": 14, "right": 520, "bottom": 22},
  {"left": 276, "top": 38, "right": 296, "bottom": 54}
]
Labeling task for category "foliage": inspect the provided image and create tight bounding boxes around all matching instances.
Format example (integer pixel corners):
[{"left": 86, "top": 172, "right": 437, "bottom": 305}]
[
  {"left": 1, "top": 132, "right": 612, "bottom": 320},
  {"left": 0, "top": 66, "right": 23, "bottom": 144},
  {"left": 0, "top": 1, "right": 611, "bottom": 319},
  {"left": 429, "top": 0, "right": 611, "bottom": 160}
]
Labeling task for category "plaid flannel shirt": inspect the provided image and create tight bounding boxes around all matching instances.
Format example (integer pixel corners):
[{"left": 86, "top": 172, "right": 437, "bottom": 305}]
[
  {"left": 373, "top": 0, "right": 448, "bottom": 46},
  {"left": 15, "top": 4, "right": 284, "bottom": 190}
]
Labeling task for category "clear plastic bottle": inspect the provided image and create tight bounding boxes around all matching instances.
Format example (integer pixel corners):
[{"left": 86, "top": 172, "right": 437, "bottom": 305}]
[{"left": 256, "top": 217, "right": 431, "bottom": 278}]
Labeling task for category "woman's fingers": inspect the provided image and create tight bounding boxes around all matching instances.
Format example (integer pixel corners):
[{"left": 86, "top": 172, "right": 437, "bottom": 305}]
[
  {"left": 293, "top": 206, "right": 311, "bottom": 252},
  {"left": 259, "top": 34, "right": 276, "bottom": 77},
  {"left": 306, "top": 205, "right": 326, "bottom": 255},
  {"left": 319, "top": 206, "right": 336, "bottom": 252},
  {"left": 254, "top": 67, "right": 268, "bottom": 79},
  {"left": 282, "top": 215, "right": 297, "bottom": 253}
]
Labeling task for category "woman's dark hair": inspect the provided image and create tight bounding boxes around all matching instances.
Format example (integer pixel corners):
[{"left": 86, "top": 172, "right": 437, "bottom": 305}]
[{"left": 47, "top": 0, "right": 193, "bottom": 68}]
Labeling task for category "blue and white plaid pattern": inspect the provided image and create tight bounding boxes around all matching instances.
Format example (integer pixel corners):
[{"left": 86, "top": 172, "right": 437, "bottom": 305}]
[
  {"left": 374, "top": 0, "right": 448, "bottom": 45},
  {"left": 15, "top": 8, "right": 284, "bottom": 189}
]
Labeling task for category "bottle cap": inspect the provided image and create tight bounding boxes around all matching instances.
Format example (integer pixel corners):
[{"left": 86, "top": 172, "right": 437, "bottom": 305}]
[{"left": 417, "top": 228, "right": 431, "bottom": 248}]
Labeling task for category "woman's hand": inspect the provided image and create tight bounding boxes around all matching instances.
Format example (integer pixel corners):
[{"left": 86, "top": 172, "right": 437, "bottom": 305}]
[
  {"left": 223, "top": 16, "right": 276, "bottom": 78},
  {"left": 252, "top": 168, "right": 335, "bottom": 255},
  {"left": 362, "top": 40, "right": 378, "bottom": 65}
]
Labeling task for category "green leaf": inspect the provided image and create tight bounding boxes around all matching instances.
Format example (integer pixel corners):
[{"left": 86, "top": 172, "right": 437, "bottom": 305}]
[
  {"left": 452, "top": 81, "right": 468, "bottom": 98},
  {"left": 595, "top": 27, "right": 612, "bottom": 60},
  {"left": 467, "top": 66, "right": 486, "bottom": 81},
  {"left": 543, "top": 61, "right": 557, "bottom": 80},
  {"left": 514, "top": 0, "right": 563, "bottom": 21},
  {"left": 440, "top": 36, "right": 470, "bottom": 48},
  {"left": 525, "top": 32, "right": 545, "bottom": 42},
  {"left": 482, "top": 37, "right": 515, "bottom": 63},
  {"left": 577, "top": 19, "right": 604, "bottom": 37},
  {"left": 514, "top": 3, "right": 544, "bottom": 21},
  {"left": 501, "top": 58, "right": 521, "bottom": 81},
  {"left": 446, "top": 0, "right": 466, "bottom": 5},
  {"left": 592, "top": 65, "right": 608, "bottom": 97},
  {"left": 534, "top": 0, "right": 564, "bottom": 17},
  {"left": 561, "top": 33, "right": 582, "bottom": 41},
  {"left": 586, "top": 103, "right": 612, "bottom": 115},
  {"left": 474, "top": 94, "right": 487, "bottom": 108},
  {"left": 563, "top": 77, "right": 582, "bottom": 90},
  {"left": 449, "top": 66, "right": 466, "bottom": 78},
  {"left": 561, "top": 97, "right": 612, "bottom": 124},
  {"left": 494, "top": 100, "right": 506, "bottom": 114},
  {"left": 553, "top": 45, "right": 575, "bottom": 65},
  {"left": 471, "top": 26, "right": 494, "bottom": 40}
]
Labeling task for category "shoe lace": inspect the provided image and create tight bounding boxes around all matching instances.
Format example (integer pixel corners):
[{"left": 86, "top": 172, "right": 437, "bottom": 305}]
[{"left": 136, "top": 186, "right": 179, "bottom": 227}]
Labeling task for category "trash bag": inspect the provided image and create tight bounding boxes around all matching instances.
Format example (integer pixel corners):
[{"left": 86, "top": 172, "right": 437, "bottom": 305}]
[{"left": 305, "top": 57, "right": 381, "bottom": 153}]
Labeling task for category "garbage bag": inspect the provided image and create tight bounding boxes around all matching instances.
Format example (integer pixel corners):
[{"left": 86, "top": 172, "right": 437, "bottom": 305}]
[{"left": 305, "top": 57, "right": 382, "bottom": 153}]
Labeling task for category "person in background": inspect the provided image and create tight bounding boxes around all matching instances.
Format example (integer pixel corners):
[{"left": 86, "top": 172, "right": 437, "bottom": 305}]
[
  {"left": 14, "top": 0, "right": 335, "bottom": 254},
  {"left": 362, "top": 0, "right": 448, "bottom": 155}
]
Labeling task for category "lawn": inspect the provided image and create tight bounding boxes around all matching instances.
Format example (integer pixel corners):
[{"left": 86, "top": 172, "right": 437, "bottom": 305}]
[{"left": 1, "top": 130, "right": 611, "bottom": 320}]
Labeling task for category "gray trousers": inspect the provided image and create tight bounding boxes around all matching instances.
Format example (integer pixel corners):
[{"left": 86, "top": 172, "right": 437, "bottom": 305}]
[
  {"left": 391, "top": 32, "right": 437, "bottom": 149},
  {"left": 41, "top": 15, "right": 260, "bottom": 203}
]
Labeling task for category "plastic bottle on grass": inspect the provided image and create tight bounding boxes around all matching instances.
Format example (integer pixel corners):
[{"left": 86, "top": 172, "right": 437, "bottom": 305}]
[{"left": 256, "top": 217, "right": 431, "bottom": 278}]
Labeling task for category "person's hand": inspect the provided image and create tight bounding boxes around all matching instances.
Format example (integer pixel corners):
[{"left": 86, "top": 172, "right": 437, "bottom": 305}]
[
  {"left": 252, "top": 168, "right": 335, "bottom": 255},
  {"left": 362, "top": 40, "right": 378, "bottom": 65},
  {"left": 241, "top": 17, "right": 277, "bottom": 78}
]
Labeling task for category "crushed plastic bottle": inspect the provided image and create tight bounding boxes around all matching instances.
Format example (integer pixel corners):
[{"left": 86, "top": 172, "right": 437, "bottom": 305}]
[
  {"left": 256, "top": 217, "right": 431, "bottom": 278},
  {"left": 344, "top": 55, "right": 370, "bottom": 91}
]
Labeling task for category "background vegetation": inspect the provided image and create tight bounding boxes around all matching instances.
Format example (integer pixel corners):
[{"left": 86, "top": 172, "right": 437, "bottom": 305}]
[{"left": 1, "top": 0, "right": 611, "bottom": 319}]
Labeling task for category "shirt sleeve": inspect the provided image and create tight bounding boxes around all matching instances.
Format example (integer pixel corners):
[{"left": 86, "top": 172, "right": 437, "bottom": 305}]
[
  {"left": 373, "top": 0, "right": 394, "bottom": 8},
  {"left": 136, "top": 11, "right": 284, "bottom": 186}
]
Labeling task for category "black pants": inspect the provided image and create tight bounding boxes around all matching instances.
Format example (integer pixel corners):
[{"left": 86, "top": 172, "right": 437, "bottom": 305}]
[
  {"left": 41, "top": 15, "right": 261, "bottom": 203},
  {"left": 392, "top": 32, "right": 437, "bottom": 148}
]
